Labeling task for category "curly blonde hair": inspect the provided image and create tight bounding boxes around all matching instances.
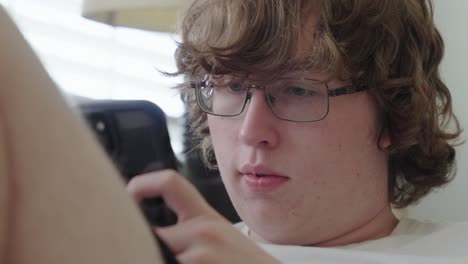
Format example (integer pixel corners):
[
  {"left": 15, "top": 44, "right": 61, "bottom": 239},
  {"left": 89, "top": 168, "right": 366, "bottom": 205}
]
[{"left": 173, "top": 0, "right": 462, "bottom": 208}]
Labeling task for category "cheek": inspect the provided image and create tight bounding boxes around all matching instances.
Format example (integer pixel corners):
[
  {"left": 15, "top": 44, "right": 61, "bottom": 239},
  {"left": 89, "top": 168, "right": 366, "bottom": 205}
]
[
  {"left": 208, "top": 115, "right": 233, "bottom": 143},
  {"left": 322, "top": 100, "right": 387, "bottom": 187},
  {"left": 207, "top": 116, "right": 237, "bottom": 164},
  {"left": 295, "top": 98, "right": 384, "bottom": 181},
  {"left": 207, "top": 116, "right": 245, "bottom": 200},
  {"left": 325, "top": 95, "right": 381, "bottom": 150}
]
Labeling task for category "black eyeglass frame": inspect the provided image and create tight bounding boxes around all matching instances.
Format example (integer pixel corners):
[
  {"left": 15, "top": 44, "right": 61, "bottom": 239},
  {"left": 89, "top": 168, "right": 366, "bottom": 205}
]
[{"left": 190, "top": 78, "right": 368, "bottom": 122}]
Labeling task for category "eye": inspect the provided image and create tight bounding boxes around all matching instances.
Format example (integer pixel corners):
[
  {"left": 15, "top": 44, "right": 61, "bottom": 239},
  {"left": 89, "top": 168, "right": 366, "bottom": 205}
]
[
  {"left": 285, "top": 86, "right": 316, "bottom": 97},
  {"left": 205, "top": 75, "right": 246, "bottom": 94},
  {"left": 228, "top": 82, "right": 245, "bottom": 93}
]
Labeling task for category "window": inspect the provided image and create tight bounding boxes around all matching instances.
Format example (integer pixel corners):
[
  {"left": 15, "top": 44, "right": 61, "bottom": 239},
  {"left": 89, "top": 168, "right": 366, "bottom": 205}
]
[
  {"left": 2, "top": 0, "right": 185, "bottom": 155},
  {"left": 2, "top": 0, "right": 184, "bottom": 118}
]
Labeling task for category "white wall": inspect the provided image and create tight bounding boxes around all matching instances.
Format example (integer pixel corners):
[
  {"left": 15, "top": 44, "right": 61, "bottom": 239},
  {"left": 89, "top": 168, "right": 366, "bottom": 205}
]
[{"left": 407, "top": 0, "right": 468, "bottom": 221}]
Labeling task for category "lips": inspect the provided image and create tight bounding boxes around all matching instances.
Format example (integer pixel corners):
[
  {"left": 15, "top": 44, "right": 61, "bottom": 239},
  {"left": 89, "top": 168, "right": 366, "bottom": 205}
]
[
  {"left": 240, "top": 164, "right": 289, "bottom": 193},
  {"left": 240, "top": 164, "right": 285, "bottom": 176}
]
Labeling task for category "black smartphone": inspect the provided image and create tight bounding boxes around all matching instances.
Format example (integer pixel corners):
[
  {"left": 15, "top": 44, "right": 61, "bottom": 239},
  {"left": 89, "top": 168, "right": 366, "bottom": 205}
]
[{"left": 81, "top": 100, "right": 179, "bottom": 263}]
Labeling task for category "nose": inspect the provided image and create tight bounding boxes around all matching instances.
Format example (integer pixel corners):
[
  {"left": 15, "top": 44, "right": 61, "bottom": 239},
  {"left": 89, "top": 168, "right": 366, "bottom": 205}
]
[{"left": 238, "top": 89, "right": 280, "bottom": 148}]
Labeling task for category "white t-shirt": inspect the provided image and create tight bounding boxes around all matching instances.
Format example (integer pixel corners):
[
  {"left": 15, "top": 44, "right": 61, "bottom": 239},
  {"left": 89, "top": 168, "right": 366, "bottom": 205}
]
[{"left": 235, "top": 218, "right": 468, "bottom": 263}]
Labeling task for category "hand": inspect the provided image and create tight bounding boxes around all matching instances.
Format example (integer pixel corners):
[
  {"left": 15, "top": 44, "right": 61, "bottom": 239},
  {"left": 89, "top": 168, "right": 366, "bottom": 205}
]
[{"left": 127, "top": 170, "right": 280, "bottom": 264}]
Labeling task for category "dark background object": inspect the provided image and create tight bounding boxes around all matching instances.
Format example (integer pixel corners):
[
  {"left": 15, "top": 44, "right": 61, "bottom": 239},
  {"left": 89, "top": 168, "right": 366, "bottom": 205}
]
[
  {"left": 81, "top": 100, "right": 179, "bottom": 263},
  {"left": 80, "top": 100, "right": 179, "bottom": 180},
  {"left": 80, "top": 100, "right": 240, "bottom": 223}
]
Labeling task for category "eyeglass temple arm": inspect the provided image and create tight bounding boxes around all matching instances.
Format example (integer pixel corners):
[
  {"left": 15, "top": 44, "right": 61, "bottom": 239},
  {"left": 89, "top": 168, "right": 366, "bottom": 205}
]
[{"left": 327, "top": 85, "right": 368, "bottom": 97}]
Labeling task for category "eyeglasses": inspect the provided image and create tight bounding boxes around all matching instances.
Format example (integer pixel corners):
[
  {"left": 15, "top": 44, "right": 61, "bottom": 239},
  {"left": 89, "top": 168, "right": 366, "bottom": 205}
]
[{"left": 190, "top": 75, "right": 368, "bottom": 122}]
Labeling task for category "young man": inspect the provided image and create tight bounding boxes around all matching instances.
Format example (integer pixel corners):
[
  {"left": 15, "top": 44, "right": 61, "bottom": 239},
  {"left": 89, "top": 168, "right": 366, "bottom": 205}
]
[
  {"left": 0, "top": 1, "right": 465, "bottom": 263},
  {"left": 129, "top": 0, "right": 468, "bottom": 263}
]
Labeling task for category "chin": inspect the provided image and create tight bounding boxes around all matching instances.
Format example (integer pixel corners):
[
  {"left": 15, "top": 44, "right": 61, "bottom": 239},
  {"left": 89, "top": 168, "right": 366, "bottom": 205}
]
[{"left": 249, "top": 222, "right": 311, "bottom": 245}]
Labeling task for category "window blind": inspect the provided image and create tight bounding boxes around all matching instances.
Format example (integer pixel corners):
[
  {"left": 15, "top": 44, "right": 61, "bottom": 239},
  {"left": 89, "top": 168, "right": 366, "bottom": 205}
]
[
  {"left": 1, "top": 0, "right": 185, "bottom": 155},
  {"left": 2, "top": 0, "right": 184, "bottom": 118}
]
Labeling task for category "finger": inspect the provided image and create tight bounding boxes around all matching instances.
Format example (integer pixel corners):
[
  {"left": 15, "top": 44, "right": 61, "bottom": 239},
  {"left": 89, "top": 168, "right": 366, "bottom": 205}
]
[
  {"left": 154, "top": 223, "right": 192, "bottom": 254},
  {"left": 154, "top": 216, "right": 221, "bottom": 255},
  {"left": 176, "top": 246, "right": 216, "bottom": 264},
  {"left": 126, "top": 170, "right": 175, "bottom": 202},
  {"left": 127, "top": 170, "right": 215, "bottom": 220}
]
